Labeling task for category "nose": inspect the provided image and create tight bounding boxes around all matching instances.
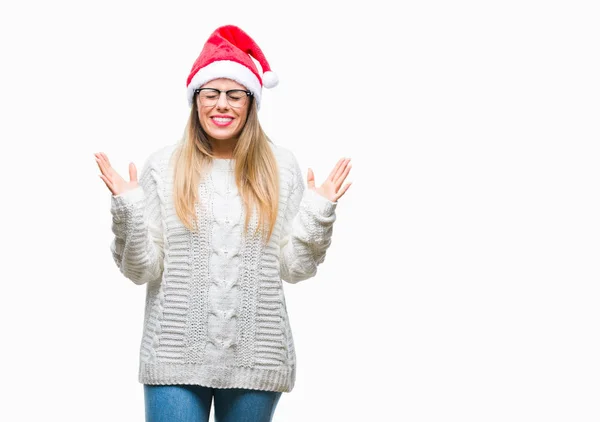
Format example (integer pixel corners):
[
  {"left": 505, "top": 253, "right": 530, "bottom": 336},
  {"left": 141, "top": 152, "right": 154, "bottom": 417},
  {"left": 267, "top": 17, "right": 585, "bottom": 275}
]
[{"left": 216, "top": 91, "right": 229, "bottom": 109}]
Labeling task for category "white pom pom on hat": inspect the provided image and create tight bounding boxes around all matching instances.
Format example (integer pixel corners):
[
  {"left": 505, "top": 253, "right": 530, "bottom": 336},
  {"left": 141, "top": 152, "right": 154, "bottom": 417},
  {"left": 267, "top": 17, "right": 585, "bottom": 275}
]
[
  {"left": 186, "top": 25, "right": 278, "bottom": 109},
  {"left": 262, "top": 70, "right": 278, "bottom": 89}
]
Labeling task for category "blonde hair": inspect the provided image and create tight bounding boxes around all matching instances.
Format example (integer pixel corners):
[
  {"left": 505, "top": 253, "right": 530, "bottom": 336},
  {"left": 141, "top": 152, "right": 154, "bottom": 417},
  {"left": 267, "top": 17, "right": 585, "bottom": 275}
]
[{"left": 172, "top": 96, "right": 279, "bottom": 242}]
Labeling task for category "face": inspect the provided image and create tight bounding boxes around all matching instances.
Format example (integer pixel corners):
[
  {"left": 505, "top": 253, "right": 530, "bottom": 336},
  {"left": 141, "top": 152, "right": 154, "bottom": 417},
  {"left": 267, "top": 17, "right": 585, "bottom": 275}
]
[{"left": 196, "top": 78, "right": 251, "bottom": 142}]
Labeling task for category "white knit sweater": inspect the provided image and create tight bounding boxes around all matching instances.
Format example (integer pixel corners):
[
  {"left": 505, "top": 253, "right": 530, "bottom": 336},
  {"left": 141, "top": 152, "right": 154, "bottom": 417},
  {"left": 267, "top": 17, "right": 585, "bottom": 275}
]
[{"left": 109, "top": 141, "right": 337, "bottom": 392}]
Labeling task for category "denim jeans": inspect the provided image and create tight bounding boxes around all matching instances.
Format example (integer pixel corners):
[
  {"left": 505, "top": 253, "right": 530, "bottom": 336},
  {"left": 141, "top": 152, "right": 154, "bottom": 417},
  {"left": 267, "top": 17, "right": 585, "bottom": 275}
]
[{"left": 143, "top": 384, "right": 283, "bottom": 422}]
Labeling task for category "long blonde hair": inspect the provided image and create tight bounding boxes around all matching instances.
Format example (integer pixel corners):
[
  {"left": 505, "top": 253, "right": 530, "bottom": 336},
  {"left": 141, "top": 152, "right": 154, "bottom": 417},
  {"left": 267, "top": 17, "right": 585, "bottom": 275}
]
[{"left": 172, "top": 96, "right": 279, "bottom": 242}]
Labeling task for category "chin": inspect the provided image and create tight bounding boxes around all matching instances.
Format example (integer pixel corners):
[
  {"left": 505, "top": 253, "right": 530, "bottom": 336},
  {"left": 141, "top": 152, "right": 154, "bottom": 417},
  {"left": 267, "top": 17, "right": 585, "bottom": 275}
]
[{"left": 209, "top": 131, "right": 237, "bottom": 141}]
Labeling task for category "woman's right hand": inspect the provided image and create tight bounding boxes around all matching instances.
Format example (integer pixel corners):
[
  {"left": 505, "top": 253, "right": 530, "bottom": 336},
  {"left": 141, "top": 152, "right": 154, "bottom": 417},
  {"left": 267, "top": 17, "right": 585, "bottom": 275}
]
[{"left": 95, "top": 152, "right": 139, "bottom": 196}]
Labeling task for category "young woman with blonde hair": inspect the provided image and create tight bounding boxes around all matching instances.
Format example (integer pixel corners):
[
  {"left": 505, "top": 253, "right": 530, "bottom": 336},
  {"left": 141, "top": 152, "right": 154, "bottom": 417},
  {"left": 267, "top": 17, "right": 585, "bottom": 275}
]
[{"left": 95, "top": 25, "right": 351, "bottom": 422}]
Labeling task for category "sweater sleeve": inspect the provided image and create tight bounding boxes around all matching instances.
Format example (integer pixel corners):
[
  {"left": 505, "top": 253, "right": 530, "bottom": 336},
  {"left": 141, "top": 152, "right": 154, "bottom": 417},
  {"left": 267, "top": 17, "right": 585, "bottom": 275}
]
[
  {"left": 109, "top": 155, "right": 165, "bottom": 286},
  {"left": 279, "top": 156, "right": 338, "bottom": 284}
]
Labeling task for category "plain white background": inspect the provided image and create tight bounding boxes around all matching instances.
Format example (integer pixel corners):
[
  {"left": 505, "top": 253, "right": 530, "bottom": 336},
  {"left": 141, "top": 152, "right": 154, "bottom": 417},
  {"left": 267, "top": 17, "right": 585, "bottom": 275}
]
[{"left": 1, "top": 0, "right": 599, "bottom": 420}]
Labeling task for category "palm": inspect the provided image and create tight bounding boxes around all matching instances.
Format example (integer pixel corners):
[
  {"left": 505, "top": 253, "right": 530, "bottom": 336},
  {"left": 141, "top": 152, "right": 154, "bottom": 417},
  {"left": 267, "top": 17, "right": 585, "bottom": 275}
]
[
  {"left": 307, "top": 157, "right": 352, "bottom": 202},
  {"left": 94, "top": 152, "right": 138, "bottom": 196}
]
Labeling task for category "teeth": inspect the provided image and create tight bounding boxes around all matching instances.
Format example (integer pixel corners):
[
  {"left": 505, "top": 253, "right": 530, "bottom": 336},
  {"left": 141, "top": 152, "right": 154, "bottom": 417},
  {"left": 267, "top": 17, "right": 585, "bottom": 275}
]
[{"left": 213, "top": 117, "right": 232, "bottom": 123}]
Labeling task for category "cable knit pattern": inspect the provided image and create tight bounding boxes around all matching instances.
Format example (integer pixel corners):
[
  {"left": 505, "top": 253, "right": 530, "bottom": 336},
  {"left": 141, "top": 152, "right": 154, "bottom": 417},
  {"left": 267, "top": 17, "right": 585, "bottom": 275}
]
[{"left": 109, "top": 141, "right": 337, "bottom": 392}]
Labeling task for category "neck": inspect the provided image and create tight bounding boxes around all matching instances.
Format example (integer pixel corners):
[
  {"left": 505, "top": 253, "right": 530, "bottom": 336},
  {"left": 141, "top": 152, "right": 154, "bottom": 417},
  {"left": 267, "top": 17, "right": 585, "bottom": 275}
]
[{"left": 210, "top": 138, "right": 237, "bottom": 159}]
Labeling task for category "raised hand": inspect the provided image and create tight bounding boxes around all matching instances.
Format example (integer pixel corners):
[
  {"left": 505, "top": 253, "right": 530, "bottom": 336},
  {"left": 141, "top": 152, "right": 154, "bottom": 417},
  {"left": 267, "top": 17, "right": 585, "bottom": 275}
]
[
  {"left": 95, "top": 152, "right": 139, "bottom": 196},
  {"left": 307, "top": 157, "right": 352, "bottom": 203}
]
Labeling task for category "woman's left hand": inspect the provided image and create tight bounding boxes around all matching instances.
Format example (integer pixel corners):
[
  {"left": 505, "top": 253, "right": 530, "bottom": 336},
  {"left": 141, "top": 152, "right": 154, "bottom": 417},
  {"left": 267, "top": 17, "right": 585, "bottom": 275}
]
[{"left": 307, "top": 157, "right": 352, "bottom": 203}]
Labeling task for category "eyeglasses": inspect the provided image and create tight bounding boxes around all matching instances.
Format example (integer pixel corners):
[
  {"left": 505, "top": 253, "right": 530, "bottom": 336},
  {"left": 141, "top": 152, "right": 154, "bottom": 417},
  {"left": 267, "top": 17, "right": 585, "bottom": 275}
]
[{"left": 194, "top": 88, "right": 253, "bottom": 108}]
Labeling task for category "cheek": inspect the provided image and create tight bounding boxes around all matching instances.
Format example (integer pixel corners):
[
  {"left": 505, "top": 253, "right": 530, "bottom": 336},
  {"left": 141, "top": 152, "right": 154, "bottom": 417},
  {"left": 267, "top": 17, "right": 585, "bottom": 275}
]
[
  {"left": 237, "top": 109, "right": 249, "bottom": 127},
  {"left": 198, "top": 112, "right": 213, "bottom": 129},
  {"left": 235, "top": 117, "right": 248, "bottom": 133}
]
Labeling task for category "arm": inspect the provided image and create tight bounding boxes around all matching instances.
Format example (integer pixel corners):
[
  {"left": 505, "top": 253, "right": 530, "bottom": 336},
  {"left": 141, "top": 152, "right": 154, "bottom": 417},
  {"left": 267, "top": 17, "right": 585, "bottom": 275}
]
[
  {"left": 109, "top": 156, "right": 165, "bottom": 285},
  {"left": 279, "top": 160, "right": 338, "bottom": 284}
]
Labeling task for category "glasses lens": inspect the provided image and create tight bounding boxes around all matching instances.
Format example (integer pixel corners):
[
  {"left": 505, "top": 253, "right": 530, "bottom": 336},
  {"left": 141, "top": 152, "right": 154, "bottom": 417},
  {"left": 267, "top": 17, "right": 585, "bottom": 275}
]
[
  {"left": 198, "top": 89, "right": 219, "bottom": 107},
  {"left": 226, "top": 90, "right": 248, "bottom": 108}
]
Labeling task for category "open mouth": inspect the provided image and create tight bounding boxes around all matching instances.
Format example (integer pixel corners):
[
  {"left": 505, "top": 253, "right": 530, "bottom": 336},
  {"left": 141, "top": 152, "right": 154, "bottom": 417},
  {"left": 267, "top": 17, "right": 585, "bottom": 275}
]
[{"left": 211, "top": 117, "right": 234, "bottom": 127}]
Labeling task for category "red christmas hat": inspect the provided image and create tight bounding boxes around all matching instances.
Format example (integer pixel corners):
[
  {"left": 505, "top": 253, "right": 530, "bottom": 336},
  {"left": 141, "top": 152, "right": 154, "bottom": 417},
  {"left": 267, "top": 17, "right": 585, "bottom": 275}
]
[{"left": 186, "top": 25, "right": 278, "bottom": 109}]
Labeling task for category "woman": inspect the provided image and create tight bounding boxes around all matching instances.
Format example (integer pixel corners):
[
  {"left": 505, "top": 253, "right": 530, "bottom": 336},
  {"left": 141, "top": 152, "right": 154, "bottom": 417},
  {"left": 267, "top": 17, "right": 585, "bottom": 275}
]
[{"left": 95, "top": 25, "right": 351, "bottom": 422}]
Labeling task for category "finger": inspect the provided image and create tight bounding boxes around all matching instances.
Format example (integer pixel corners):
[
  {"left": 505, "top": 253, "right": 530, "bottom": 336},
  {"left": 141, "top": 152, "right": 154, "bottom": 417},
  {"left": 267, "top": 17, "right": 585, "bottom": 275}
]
[
  {"left": 95, "top": 153, "right": 112, "bottom": 174},
  {"left": 332, "top": 158, "right": 350, "bottom": 183},
  {"left": 99, "top": 153, "right": 120, "bottom": 180},
  {"left": 99, "top": 152, "right": 112, "bottom": 167},
  {"left": 95, "top": 156, "right": 109, "bottom": 177},
  {"left": 334, "top": 162, "right": 352, "bottom": 191},
  {"left": 334, "top": 182, "right": 352, "bottom": 201},
  {"left": 129, "top": 162, "right": 137, "bottom": 182},
  {"left": 327, "top": 158, "right": 345, "bottom": 181},
  {"left": 95, "top": 157, "right": 112, "bottom": 181},
  {"left": 307, "top": 168, "right": 315, "bottom": 189},
  {"left": 99, "top": 174, "right": 116, "bottom": 195},
  {"left": 95, "top": 152, "right": 106, "bottom": 166}
]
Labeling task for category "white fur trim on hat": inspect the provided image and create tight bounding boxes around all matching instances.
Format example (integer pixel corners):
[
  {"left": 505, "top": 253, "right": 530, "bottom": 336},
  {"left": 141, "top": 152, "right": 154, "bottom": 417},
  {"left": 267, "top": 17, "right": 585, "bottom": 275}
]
[{"left": 187, "top": 60, "right": 263, "bottom": 109}]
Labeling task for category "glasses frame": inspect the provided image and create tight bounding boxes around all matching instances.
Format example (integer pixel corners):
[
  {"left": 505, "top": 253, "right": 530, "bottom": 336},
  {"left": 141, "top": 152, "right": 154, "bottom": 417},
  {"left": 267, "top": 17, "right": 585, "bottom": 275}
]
[{"left": 194, "top": 88, "right": 254, "bottom": 108}]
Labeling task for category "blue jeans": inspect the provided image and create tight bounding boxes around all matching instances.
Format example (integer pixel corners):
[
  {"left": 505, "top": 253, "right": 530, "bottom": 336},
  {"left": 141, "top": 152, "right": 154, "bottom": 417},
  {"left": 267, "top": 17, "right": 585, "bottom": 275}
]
[{"left": 143, "top": 384, "right": 283, "bottom": 422}]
